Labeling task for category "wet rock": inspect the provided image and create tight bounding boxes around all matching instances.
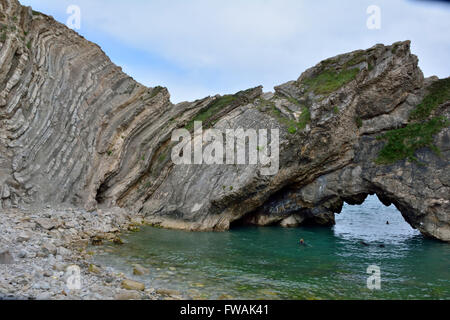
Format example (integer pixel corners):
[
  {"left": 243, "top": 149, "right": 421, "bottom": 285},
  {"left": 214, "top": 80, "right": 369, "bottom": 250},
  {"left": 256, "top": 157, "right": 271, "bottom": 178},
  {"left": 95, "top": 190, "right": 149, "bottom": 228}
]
[
  {"left": 115, "top": 291, "right": 142, "bottom": 300},
  {"left": 105, "top": 276, "right": 115, "bottom": 284},
  {"left": 88, "top": 264, "right": 101, "bottom": 274},
  {"left": 133, "top": 264, "right": 150, "bottom": 276},
  {"left": 121, "top": 279, "right": 145, "bottom": 291},
  {"left": 91, "top": 237, "right": 103, "bottom": 246},
  {"left": 112, "top": 237, "right": 124, "bottom": 245},
  {"left": 156, "top": 288, "right": 182, "bottom": 296}
]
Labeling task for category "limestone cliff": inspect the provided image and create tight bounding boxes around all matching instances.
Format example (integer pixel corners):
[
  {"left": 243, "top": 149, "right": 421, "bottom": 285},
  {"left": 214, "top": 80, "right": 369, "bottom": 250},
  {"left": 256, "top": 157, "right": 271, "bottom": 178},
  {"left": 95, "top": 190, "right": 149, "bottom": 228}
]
[{"left": 1, "top": 0, "right": 449, "bottom": 241}]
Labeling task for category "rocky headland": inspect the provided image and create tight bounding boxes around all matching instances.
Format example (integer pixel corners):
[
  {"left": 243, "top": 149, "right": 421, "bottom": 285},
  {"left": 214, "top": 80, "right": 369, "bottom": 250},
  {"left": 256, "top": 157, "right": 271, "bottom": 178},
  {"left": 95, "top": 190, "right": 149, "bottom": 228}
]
[{"left": 0, "top": 0, "right": 449, "bottom": 300}]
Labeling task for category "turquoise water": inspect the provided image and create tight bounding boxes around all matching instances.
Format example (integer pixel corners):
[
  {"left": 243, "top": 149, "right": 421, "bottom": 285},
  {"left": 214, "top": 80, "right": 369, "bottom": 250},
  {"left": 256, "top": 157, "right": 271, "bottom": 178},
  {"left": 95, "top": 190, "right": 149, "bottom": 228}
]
[{"left": 94, "top": 195, "right": 450, "bottom": 299}]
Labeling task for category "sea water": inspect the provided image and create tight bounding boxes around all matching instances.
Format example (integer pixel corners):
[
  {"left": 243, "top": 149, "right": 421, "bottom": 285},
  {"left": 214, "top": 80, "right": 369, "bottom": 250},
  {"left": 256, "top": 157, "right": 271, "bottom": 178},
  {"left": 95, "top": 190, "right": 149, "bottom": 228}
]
[{"left": 94, "top": 195, "right": 450, "bottom": 299}]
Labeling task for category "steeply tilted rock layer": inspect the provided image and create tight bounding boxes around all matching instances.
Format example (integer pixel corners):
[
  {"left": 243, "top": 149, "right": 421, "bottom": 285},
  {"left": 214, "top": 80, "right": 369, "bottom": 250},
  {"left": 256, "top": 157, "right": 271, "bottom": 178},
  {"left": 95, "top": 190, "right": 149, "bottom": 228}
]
[{"left": 1, "top": 0, "right": 449, "bottom": 241}]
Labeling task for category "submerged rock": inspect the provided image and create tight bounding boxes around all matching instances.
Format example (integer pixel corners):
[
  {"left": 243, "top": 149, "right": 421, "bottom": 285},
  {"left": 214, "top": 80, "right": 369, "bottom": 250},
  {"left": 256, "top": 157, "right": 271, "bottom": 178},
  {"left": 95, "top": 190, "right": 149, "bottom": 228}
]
[
  {"left": 155, "top": 288, "right": 182, "bottom": 296},
  {"left": 133, "top": 264, "right": 150, "bottom": 276}
]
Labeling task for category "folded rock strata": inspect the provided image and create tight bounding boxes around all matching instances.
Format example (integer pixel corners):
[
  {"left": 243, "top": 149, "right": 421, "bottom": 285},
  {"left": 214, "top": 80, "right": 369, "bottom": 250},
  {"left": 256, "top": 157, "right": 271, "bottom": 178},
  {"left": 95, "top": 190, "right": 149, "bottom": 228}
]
[{"left": 0, "top": 0, "right": 449, "bottom": 241}]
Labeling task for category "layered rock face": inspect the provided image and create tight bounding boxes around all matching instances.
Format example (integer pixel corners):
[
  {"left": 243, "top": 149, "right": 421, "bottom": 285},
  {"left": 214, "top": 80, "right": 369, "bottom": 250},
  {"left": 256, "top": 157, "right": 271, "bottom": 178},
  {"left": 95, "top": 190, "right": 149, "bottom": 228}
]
[{"left": 1, "top": 0, "right": 449, "bottom": 241}]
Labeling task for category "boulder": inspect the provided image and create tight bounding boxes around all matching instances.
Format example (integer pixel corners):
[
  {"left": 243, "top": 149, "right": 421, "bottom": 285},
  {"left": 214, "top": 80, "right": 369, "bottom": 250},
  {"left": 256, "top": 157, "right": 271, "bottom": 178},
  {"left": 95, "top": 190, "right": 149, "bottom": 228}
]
[
  {"left": 121, "top": 279, "right": 145, "bottom": 291},
  {"left": 133, "top": 264, "right": 150, "bottom": 276},
  {"left": 115, "top": 290, "right": 141, "bottom": 300},
  {"left": 36, "top": 218, "right": 56, "bottom": 231}
]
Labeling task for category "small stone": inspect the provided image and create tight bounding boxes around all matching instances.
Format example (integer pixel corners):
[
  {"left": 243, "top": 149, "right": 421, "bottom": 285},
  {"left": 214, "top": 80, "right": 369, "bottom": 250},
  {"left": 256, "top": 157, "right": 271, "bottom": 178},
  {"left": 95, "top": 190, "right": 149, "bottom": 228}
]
[
  {"left": 145, "top": 288, "right": 156, "bottom": 294},
  {"left": 43, "top": 270, "right": 53, "bottom": 277},
  {"left": 56, "top": 247, "right": 71, "bottom": 256},
  {"left": 53, "top": 263, "right": 66, "bottom": 272},
  {"left": 121, "top": 279, "right": 145, "bottom": 291},
  {"left": 16, "top": 233, "right": 31, "bottom": 243},
  {"left": 42, "top": 242, "right": 57, "bottom": 256},
  {"left": 155, "top": 288, "right": 182, "bottom": 296},
  {"left": 18, "top": 250, "right": 27, "bottom": 259},
  {"left": 193, "top": 282, "right": 204, "bottom": 288},
  {"left": 91, "top": 237, "right": 103, "bottom": 246},
  {"left": 36, "top": 218, "right": 56, "bottom": 230},
  {"left": 33, "top": 282, "right": 50, "bottom": 290},
  {"left": 88, "top": 264, "right": 101, "bottom": 274},
  {"left": 0, "top": 250, "right": 15, "bottom": 264},
  {"left": 36, "top": 292, "right": 52, "bottom": 300},
  {"left": 41, "top": 282, "right": 50, "bottom": 290},
  {"left": 105, "top": 276, "right": 114, "bottom": 284},
  {"left": 115, "top": 291, "right": 141, "bottom": 300},
  {"left": 112, "top": 237, "right": 124, "bottom": 245},
  {"left": 133, "top": 264, "right": 150, "bottom": 276}
]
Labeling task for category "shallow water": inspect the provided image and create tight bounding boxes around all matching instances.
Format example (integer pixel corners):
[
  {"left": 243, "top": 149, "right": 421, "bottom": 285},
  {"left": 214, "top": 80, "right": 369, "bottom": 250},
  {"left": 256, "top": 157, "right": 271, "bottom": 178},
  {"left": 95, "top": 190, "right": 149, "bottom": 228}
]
[{"left": 94, "top": 195, "right": 450, "bottom": 299}]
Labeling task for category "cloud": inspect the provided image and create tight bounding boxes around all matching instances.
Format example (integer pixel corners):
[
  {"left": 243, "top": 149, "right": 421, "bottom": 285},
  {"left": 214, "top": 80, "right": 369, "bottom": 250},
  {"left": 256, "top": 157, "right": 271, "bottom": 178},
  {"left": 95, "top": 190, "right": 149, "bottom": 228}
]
[{"left": 19, "top": 0, "right": 450, "bottom": 102}]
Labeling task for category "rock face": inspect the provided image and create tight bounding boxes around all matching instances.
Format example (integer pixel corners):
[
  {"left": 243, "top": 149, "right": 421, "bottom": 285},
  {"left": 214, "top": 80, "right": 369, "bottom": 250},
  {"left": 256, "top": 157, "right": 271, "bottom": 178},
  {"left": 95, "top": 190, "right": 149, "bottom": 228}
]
[{"left": 0, "top": 0, "right": 449, "bottom": 240}]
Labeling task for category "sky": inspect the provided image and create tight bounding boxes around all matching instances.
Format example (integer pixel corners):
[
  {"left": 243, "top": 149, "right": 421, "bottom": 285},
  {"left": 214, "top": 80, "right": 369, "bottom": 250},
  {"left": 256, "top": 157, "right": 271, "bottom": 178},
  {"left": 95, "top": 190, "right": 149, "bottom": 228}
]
[{"left": 19, "top": 0, "right": 450, "bottom": 103}]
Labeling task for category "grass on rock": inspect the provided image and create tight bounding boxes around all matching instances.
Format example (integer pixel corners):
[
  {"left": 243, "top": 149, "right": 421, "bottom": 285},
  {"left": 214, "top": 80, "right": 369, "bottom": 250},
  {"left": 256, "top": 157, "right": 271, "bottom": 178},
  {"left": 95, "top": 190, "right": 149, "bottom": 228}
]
[
  {"left": 409, "top": 78, "right": 450, "bottom": 121},
  {"left": 270, "top": 103, "right": 310, "bottom": 134},
  {"left": 375, "top": 117, "right": 448, "bottom": 164},
  {"left": 185, "top": 95, "right": 237, "bottom": 131},
  {"left": 376, "top": 78, "right": 450, "bottom": 165},
  {"left": 302, "top": 68, "right": 359, "bottom": 95}
]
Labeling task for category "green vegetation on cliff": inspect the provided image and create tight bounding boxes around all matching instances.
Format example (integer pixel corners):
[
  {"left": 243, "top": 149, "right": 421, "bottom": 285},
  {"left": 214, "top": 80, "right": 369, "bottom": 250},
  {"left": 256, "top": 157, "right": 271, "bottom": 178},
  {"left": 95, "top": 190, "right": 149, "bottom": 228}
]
[
  {"left": 268, "top": 103, "right": 310, "bottom": 134},
  {"left": 303, "top": 68, "right": 359, "bottom": 95},
  {"left": 185, "top": 95, "right": 237, "bottom": 131},
  {"left": 375, "top": 117, "right": 448, "bottom": 164},
  {"left": 409, "top": 78, "right": 450, "bottom": 121},
  {"left": 150, "top": 86, "right": 164, "bottom": 99},
  {"left": 376, "top": 78, "right": 450, "bottom": 165}
]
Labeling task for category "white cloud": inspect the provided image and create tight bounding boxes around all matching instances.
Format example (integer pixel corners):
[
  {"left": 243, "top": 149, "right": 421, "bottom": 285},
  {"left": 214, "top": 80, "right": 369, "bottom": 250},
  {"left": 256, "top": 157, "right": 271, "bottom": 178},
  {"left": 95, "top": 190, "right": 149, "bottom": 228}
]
[{"left": 19, "top": 0, "right": 450, "bottom": 102}]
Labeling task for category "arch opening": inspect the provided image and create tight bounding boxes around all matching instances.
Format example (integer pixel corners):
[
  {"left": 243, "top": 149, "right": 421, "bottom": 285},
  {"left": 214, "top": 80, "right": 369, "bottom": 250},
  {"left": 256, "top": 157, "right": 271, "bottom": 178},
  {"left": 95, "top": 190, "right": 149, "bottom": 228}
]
[
  {"left": 229, "top": 188, "right": 421, "bottom": 242},
  {"left": 334, "top": 194, "right": 421, "bottom": 243}
]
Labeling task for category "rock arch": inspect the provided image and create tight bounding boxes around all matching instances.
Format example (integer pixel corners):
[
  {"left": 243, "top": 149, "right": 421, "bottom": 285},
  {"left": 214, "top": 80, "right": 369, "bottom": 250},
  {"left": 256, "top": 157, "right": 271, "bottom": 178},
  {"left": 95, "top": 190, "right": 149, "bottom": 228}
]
[{"left": 0, "top": 0, "right": 448, "bottom": 241}]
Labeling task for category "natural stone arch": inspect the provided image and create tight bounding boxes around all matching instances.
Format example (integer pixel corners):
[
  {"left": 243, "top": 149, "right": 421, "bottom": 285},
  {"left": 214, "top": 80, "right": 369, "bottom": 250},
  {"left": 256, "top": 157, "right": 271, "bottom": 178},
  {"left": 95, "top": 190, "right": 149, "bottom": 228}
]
[{"left": 0, "top": 0, "right": 448, "bottom": 242}]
